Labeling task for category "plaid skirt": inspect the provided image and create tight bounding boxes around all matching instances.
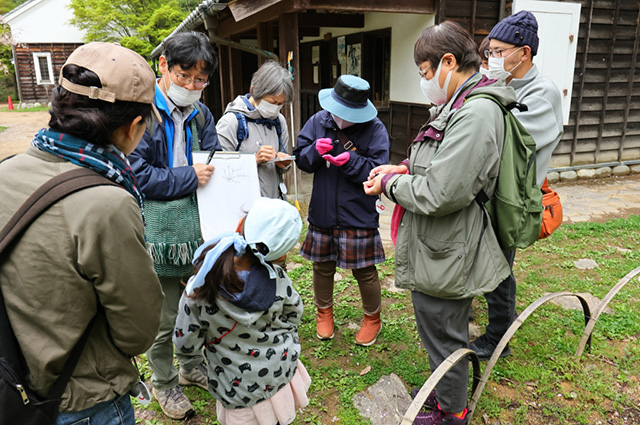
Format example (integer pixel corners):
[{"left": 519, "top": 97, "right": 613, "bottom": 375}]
[{"left": 300, "top": 224, "right": 385, "bottom": 269}]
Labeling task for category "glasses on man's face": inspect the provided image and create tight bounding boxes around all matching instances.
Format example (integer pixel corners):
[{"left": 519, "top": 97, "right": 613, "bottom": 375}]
[
  {"left": 418, "top": 65, "right": 431, "bottom": 79},
  {"left": 172, "top": 69, "right": 210, "bottom": 89},
  {"left": 483, "top": 46, "right": 519, "bottom": 58}
]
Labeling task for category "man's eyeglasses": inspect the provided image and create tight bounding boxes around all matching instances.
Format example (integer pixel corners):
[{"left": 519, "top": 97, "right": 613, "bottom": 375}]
[
  {"left": 172, "top": 70, "right": 210, "bottom": 89},
  {"left": 418, "top": 65, "right": 431, "bottom": 78},
  {"left": 483, "top": 46, "right": 519, "bottom": 58}
]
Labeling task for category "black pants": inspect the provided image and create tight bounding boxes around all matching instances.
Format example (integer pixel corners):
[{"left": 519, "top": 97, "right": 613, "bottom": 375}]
[
  {"left": 412, "top": 291, "right": 472, "bottom": 413},
  {"left": 483, "top": 249, "right": 517, "bottom": 343}
]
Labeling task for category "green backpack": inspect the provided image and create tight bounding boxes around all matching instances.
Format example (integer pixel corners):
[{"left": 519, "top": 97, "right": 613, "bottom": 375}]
[{"left": 469, "top": 93, "right": 543, "bottom": 251}]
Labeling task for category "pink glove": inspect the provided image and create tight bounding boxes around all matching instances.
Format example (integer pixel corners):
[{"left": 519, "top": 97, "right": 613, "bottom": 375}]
[
  {"left": 322, "top": 152, "right": 350, "bottom": 167},
  {"left": 315, "top": 137, "right": 334, "bottom": 155}
]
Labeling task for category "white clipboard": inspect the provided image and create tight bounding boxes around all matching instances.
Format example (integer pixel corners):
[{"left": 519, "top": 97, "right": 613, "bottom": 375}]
[{"left": 193, "top": 151, "right": 261, "bottom": 241}]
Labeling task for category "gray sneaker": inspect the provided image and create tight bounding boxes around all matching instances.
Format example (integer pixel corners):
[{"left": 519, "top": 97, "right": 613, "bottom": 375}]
[
  {"left": 152, "top": 385, "right": 194, "bottom": 420},
  {"left": 178, "top": 362, "right": 208, "bottom": 390}
]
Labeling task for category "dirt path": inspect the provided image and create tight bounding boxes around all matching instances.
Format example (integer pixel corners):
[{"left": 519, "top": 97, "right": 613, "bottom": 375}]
[{"left": 0, "top": 108, "right": 50, "bottom": 160}]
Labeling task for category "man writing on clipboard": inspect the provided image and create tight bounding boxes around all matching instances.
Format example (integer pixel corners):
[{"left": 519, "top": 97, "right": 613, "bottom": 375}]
[{"left": 128, "top": 31, "right": 220, "bottom": 420}]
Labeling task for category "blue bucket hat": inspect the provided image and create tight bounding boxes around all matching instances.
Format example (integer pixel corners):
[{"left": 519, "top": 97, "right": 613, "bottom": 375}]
[{"left": 318, "top": 75, "right": 378, "bottom": 123}]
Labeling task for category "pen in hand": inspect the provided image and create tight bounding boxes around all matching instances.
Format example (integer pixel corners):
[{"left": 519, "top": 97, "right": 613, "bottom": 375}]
[{"left": 206, "top": 150, "right": 215, "bottom": 165}]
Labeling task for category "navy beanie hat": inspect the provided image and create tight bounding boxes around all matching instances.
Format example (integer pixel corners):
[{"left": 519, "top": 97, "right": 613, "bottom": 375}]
[{"left": 489, "top": 10, "right": 539, "bottom": 56}]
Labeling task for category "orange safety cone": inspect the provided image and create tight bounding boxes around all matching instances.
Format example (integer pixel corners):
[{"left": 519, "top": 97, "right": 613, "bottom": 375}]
[{"left": 7, "top": 96, "right": 13, "bottom": 110}]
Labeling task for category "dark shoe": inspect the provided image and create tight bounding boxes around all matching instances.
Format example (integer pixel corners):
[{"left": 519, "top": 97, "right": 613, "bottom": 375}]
[
  {"left": 414, "top": 408, "right": 469, "bottom": 424},
  {"left": 411, "top": 388, "right": 438, "bottom": 410},
  {"left": 469, "top": 334, "right": 511, "bottom": 361}
]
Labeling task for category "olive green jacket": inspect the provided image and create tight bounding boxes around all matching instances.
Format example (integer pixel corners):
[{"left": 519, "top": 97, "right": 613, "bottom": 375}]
[
  {"left": 385, "top": 75, "right": 513, "bottom": 299},
  {"left": 0, "top": 147, "right": 164, "bottom": 412}
]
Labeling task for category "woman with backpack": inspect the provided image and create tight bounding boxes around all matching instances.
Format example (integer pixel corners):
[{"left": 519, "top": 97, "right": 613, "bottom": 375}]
[
  {"left": 363, "top": 22, "right": 513, "bottom": 424},
  {"left": 216, "top": 60, "right": 294, "bottom": 200},
  {"left": 0, "top": 42, "right": 164, "bottom": 425}
]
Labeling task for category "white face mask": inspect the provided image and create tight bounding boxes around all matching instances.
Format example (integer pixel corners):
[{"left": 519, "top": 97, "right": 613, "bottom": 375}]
[
  {"left": 331, "top": 114, "right": 354, "bottom": 130},
  {"left": 165, "top": 79, "right": 202, "bottom": 107},
  {"left": 487, "top": 47, "right": 523, "bottom": 81},
  {"left": 479, "top": 67, "right": 490, "bottom": 77},
  {"left": 256, "top": 99, "right": 283, "bottom": 119},
  {"left": 419, "top": 58, "right": 452, "bottom": 106}
]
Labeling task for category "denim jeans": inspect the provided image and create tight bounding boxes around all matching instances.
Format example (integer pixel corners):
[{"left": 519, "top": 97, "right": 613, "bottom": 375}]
[{"left": 54, "top": 394, "right": 135, "bottom": 425}]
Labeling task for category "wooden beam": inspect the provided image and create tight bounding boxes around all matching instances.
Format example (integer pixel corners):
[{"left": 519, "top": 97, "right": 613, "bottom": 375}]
[
  {"left": 299, "top": 27, "right": 321, "bottom": 37},
  {"left": 594, "top": 0, "right": 619, "bottom": 163},
  {"left": 278, "top": 12, "right": 302, "bottom": 196},
  {"left": 257, "top": 22, "right": 269, "bottom": 67},
  {"left": 220, "top": 0, "right": 309, "bottom": 38},
  {"left": 618, "top": 2, "right": 640, "bottom": 161},
  {"left": 279, "top": 12, "right": 300, "bottom": 135},
  {"left": 436, "top": 0, "right": 446, "bottom": 24},
  {"left": 571, "top": 0, "right": 593, "bottom": 165},
  {"left": 298, "top": 12, "right": 364, "bottom": 28},
  {"left": 309, "top": 0, "right": 435, "bottom": 14},
  {"left": 217, "top": 45, "right": 232, "bottom": 108},
  {"left": 228, "top": 0, "right": 282, "bottom": 22}
]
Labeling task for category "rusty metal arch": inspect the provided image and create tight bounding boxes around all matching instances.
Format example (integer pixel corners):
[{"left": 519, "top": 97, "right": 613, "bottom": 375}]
[
  {"left": 467, "top": 291, "right": 592, "bottom": 421},
  {"left": 401, "top": 348, "right": 481, "bottom": 425},
  {"left": 575, "top": 265, "right": 640, "bottom": 358}
]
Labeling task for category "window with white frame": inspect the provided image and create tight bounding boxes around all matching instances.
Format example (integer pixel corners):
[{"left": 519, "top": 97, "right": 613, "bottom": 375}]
[{"left": 32, "top": 52, "right": 54, "bottom": 85}]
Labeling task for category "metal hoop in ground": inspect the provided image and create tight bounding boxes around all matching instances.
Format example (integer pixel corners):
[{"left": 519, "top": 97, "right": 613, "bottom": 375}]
[
  {"left": 400, "top": 348, "right": 481, "bottom": 425},
  {"left": 467, "top": 291, "right": 592, "bottom": 422},
  {"left": 575, "top": 265, "right": 640, "bottom": 358}
]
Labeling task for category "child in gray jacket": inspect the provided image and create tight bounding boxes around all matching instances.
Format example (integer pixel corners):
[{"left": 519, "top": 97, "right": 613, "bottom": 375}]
[{"left": 173, "top": 198, "right": 310, "bottom": 425}]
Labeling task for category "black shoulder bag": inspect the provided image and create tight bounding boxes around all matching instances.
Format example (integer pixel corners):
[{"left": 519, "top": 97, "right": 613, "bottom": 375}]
[{"left": 0, "top": 168, "right": 116, "bottom": 425}]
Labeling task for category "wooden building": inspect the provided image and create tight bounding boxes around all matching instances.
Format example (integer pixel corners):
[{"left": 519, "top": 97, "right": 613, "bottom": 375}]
[
  {"left": 4, "top": 0, "right": 85, "bottom": 105},
  {"left": 153, "top": 0, "right": 640, "bottom": 171}
]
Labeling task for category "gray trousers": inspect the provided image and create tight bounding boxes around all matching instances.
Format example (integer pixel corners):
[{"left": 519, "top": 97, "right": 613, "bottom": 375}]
[
  {"left": 412, "top": 291, "right": 473, "bottom": 413},
  {"left": 483, "top": 249, "right": 517, "bottom": 343},
  {"left": 146, "top": 276, "right": 203, "bottom": 390}
]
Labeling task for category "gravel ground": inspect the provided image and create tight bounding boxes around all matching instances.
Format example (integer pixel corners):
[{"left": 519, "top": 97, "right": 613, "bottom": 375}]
[{"left": 0, "top": 108, "right": 50, "bottom": 160}]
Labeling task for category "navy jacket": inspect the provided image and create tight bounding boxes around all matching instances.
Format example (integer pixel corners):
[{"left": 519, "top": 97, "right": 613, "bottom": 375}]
[
  {"left": 129, "top": 87, "right": 220, "bottom": 200},
  {"left": 294, "top": 110, "right": 389, "bottom": 229}
]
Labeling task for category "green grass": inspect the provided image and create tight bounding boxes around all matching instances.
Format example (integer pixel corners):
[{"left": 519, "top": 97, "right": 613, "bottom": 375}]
[
  {"left": 0, "top": 105, "right": 49, "bottom": 112},
  {"left": 0, "top": 126, "right": 6, "bottom": 133},
  {"left": 134, "top": 214, "right": 640, "bottom": 424}
]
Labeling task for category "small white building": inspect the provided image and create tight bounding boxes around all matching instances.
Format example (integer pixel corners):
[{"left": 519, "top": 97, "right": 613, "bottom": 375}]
[{"left": 4, "top": 0, "right": 85, "bottom": 104}]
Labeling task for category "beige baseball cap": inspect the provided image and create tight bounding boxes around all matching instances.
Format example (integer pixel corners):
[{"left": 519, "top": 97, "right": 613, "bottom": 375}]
[{"left": 59, "top": 42, "right": 161, "bottom": 123}]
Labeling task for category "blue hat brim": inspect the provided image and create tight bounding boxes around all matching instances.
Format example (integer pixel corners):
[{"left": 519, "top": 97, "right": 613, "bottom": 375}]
[{"left": 318, "top": 88, "right": 378, "bottom": 123}]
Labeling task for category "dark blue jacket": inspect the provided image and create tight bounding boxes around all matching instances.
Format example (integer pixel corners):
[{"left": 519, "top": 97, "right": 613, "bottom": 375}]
[
  {"left": 294, "top": 110, "right": 389, "bottom": 229},
  {"left": 129, "top": 86, "right": 220, "bottom": 200}
]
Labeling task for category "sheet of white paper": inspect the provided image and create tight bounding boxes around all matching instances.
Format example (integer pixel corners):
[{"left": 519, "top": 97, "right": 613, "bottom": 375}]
[{"left": 193, "top": 151, "right": 261, "bottom": 240}]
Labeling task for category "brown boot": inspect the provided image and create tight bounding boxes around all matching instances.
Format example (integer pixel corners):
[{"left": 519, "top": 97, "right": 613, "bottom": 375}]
[
  {"left": 316, "top": 306, "right": 334, "bottom": 340},
  {"left": 355, "top": 312, "right": 381, "bottom": 346}
]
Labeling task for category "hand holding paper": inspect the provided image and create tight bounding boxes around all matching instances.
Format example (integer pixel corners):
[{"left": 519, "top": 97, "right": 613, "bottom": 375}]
[{"left": 274, "top": 152, "right": 293, "bottom": 168}]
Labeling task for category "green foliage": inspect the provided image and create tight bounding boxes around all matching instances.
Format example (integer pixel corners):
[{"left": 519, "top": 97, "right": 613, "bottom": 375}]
[
  {"left": 68, "top": 0, "right": 189, "bottom": 57},
  {"left": 0, "top": 0, "right": 31, "bottom": 15}
]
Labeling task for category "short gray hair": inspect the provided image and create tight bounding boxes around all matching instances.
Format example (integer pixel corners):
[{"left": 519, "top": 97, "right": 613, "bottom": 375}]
[{"left": 250, "top": 60, "right": 293, "bottom": 102}]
